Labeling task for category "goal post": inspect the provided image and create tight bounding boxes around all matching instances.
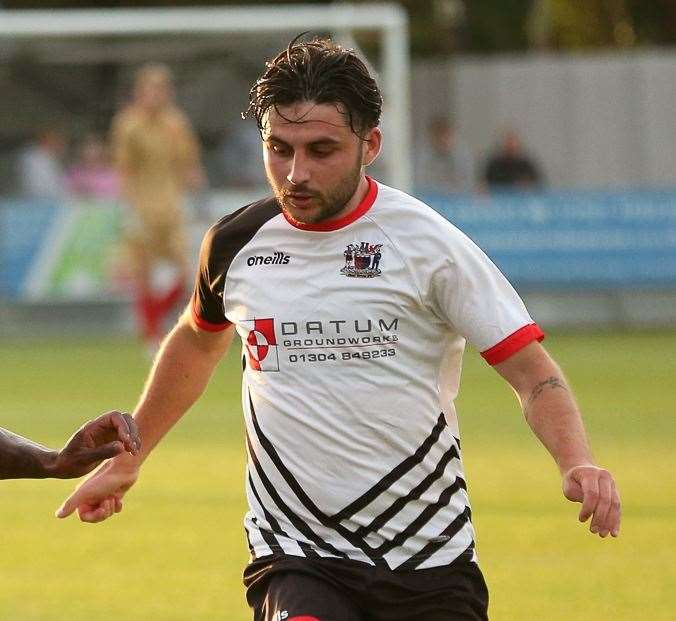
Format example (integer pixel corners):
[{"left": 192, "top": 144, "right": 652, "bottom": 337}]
[{"left": 0, "top": 4, "right": 412, "bottom": 190}]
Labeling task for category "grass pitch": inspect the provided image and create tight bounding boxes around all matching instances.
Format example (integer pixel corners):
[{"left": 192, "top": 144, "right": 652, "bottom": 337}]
[{"left": 0, "top": 330, "right": 674, "bottom": 620}]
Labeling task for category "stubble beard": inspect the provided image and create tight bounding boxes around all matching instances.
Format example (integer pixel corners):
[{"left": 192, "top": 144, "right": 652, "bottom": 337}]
[{"left": 270, "top": 152, "right": 364, "bottom": 225}]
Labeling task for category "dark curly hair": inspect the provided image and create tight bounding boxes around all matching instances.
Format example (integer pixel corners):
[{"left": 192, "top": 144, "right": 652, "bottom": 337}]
[{"left": 244, "top": 35, "right": 382, "bottom": 139}]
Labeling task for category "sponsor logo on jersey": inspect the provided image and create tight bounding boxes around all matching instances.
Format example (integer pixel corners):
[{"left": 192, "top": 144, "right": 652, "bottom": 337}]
[
  {"left": 341, "top": 242, "right": 382, "bottom": 278},
  {"left": 247, "top": 251, "right": 291, "bottom": 266},
  {"left": 242, "top": 318, "right": 280, "bottom": 371},
  {"left": 242, "top": 316, "right": 399, "bottom": 366},
  {"left": 280, "top": 318, "right": 399, "bottom": 348},
  {"left": 272, "top": 611, "right": 289, "bottom": 621}
]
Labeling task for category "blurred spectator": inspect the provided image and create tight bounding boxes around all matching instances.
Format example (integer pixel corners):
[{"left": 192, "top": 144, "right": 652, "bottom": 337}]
[
  {"left": 67, "top": 133, "right": 119, "bottom": 200},
  {"left": 111, "top": 62, "right": 205, "bottom": 349},
  {"left": 482, "top": 129, "right": 544, "bottom": 189},
  {"left": 18, "top": 128, "right": 67, "bottom": 200},
  {"left": 220, "top": 122, "right": 267, "bottom": 188},
  {"left": 415, "top": 117, "right": 475, "bottom": 194}
]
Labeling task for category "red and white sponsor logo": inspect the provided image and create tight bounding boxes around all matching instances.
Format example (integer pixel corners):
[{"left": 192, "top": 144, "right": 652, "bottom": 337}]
[{"left": 243, "top": 318, "right": 279, "bottom": 371}]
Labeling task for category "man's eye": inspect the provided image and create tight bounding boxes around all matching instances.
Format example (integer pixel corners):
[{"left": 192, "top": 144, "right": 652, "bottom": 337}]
[{"left": 269, "top": 144, "right": 289, "bottom": 155}]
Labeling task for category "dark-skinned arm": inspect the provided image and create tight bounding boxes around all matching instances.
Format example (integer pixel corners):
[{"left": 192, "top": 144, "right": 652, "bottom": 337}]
[{"left": 0, "top": 411, "right": 139, "bottom": 480}]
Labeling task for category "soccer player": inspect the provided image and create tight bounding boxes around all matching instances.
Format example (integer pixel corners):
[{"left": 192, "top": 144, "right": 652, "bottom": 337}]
[
  {"left": 111, "top": 63, "right": 204, "bottom": 350},
  {"left": 1, "top": 411, "right": 139, "bottom": 488},
  {"left": 57, "top": 38, "right": 621, "bottom": 620}
]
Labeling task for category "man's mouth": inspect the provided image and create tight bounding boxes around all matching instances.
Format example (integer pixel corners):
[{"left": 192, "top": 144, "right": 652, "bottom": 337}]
[{"left": 285, "top": 192, "right": 316, "bottom": 208}]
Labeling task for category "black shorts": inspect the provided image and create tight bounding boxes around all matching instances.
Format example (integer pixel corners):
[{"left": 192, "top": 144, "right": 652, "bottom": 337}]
[{"left": 244, "top": 553, "right": 489, "bottom": 621}]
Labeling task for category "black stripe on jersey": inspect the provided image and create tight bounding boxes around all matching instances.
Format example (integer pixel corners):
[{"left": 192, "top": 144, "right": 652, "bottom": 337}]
[
  {"left": 247, "top": 391, "right": 388, "bottom": 566},
  {"left": 249, "top": 395, "right": 471, "bottom": 567},
  {"left": 245, "top": 429, "right": 349, "bottom": 559},
  {"left": 248, "top": 473, "right": 321, "bottom": 560},
  {"left": 332, "top": 412, "right": 448, "bottom": 522},
  {"left": 244, "top": 525, "right": 255, "bottom": 558},
  {"left": 192, "top": 197, "right": 281, "bottom": 326},
  {"left": 354, "top": 444, "right": 461, "bottom": 539},
  {"left": 373, "top": 479, "right": 468, "bottom": 556},
  {"left": 252, "top": 516, "right": 281, "bottom": 553},
  {"left": 403, "top": 507, "right": 473, "bottom": 570}
]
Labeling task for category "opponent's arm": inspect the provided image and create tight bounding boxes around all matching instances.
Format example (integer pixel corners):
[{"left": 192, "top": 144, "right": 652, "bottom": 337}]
[
  {"left": 56, "top": 309, "right": 234, "bottom": 521},
  {"left": 494, "top": 341, "right": 621, "bottom": 538},
  {"left": 177, "top": 116, "right": 206, "bottom": 191},
  {"left": 0, "top": 411, "right": 139, "bottom": 480},
  {"left": 1, "top": 429, "right": 62, "bottom": 480},
  {"left": 110, "top": 113, "right": 134, "bottom": 202}
]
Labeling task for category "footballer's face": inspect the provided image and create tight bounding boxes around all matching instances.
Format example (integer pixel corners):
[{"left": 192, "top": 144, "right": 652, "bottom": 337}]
[{"left": 261, "top": 101, "right": 381, "bottom": 225}]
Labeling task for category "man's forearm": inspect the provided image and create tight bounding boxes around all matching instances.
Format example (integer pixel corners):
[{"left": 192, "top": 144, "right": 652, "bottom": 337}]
[
  {"left": 521, "top": 372, "right": 594, "bottom": 474},
  {"left": 122, "top": 314, "right": 233, "bottom": 466},
  {"left": 0, "top": 428, "right": 58, "bottom": 479},
  {"left": 495, "top": 343, "right": 595, "bottom": 475}
]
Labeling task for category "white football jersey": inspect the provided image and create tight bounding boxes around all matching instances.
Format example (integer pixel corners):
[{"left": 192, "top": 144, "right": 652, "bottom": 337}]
[{"left": 192, "top": 177, "right": 543, "bottom": 570}]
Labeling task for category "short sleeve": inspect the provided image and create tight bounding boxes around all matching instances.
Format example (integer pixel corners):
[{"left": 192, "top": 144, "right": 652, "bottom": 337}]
[
  {"left": 427, "top": 223, "right": 543, "bottom": 365},
  {"left": 190, "top": 225, "right": 232, "bottom": 332}
]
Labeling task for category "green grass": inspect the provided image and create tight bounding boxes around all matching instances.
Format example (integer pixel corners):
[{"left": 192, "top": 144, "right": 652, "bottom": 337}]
[{"left": 0, "top": 331, "right": 674, "bottom": 620}]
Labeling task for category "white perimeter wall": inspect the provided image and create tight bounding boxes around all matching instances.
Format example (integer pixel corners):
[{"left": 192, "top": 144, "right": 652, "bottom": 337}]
[{"left": 414, "top": 51, "right": 676, "bottom": 189}]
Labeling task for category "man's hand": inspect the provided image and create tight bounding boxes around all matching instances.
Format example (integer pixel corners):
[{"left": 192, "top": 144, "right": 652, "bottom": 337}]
[
  {"left": 55, "top": 458, "right": 139, "bottom": 522},
  {"left": 562, "top": 464, "right": 621, "bottom": 538},
  {"left": 50, "top": 411, "right": 140, "bottom": 479}
]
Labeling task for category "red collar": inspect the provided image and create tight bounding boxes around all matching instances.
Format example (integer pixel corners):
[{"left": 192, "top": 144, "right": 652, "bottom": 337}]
[{"left": 283, "top": 176, "right": 378, "bottom": 232}]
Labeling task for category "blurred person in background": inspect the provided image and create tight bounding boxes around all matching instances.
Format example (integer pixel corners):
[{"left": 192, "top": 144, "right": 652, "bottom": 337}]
[
  {"left": 111, "top": 63, "right": 205, "bottom": 351},
  {"left": 67, "top": 132, "right": 119, "bottom": 200},
  {"left": 415, "top": 116, "right": 475, "bottom": 194},
  {"left": 18, "top": 127, "right": 68, "bottom": 201},
  {"left": 482, "top": 128, "right": 544, "bottom": 190},
  {"left": 1, "top": 411, "right": 139, "bottom": 484}
]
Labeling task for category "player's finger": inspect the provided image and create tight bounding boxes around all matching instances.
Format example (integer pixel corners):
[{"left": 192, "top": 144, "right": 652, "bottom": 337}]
[
  {"left": 114, "top": 497, "right": 123, "bottom": 513},
  {"left": 79, "top": 507, "right": 107, "bottom": 523},
  {"left": 578, "top": 473, "right": 599, "bottom": 523},
  {"left": 56, "top": 491, "right": 82, "bottom": 518},
  {"left": 78, "top": 498, "right": 114, "bottom": 523},
  {"left": 81, "top": 441, "right": 125, "bottom": 464},
  {"left": 103, "top": 497, "right": 115, "bottom": 518},
  {"left": 121, "top": 413, "right": 141, "bottom": 454},
  {"left": 106, "top": 411, "right": 137, "bottom": 453},
  {"left": 76, "top": 502, "right": 103, "bottom": 522},
  {"left": 590, "top": 474, "right": 612, "bottom": 535},
  {"left": 606, "top": 484, "right": 621, "bottom": 537}
]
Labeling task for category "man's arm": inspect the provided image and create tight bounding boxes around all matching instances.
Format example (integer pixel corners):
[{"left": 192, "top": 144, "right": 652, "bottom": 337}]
[
  {"left": 56, "top": 309, "right": 234, "bottom": 521},
  {"left": 493, "top": 341, "right": 621, "bottom": 538},
  {"left": 0, "top": 411, "right": 139, "bottom": 480},
  {"left": 110, "top": 112, "right": 134, "bottom": 202}
]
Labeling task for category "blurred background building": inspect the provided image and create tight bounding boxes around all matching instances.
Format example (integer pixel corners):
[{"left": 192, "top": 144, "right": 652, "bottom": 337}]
[{"left": 1, "top": 0, "right": 675, "bottom": 335}]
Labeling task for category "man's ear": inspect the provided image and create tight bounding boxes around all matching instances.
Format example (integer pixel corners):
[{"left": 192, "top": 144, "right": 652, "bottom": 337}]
[{"left": 362, "top": 127, "right": 382, "bottom": 167}]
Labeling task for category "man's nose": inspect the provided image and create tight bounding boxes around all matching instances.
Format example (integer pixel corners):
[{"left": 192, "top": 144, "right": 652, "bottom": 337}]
[{"left": 287, "top": 152, "right": 311, "bottom": 186}]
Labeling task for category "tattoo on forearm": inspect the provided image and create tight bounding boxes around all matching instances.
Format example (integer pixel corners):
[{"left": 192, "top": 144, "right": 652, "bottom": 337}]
[{"left": 524, "top": 376, "right": 568, "bottom": 416}]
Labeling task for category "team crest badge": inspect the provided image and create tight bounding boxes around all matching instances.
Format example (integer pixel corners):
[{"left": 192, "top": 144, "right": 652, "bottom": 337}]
[
  {"left": 341, "top": 242, "right": 383, "bottom": 278},
  {"left": 242, "top": 318, "right": 280, "bottom": 371}
]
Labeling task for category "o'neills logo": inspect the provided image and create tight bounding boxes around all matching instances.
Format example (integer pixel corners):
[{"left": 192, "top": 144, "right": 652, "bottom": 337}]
[
  {"left": 247, "top": 252, "right": 290, "bottom": 266},
  {"left": 242, "top": 318, "right": 279, "bottom": 371}
]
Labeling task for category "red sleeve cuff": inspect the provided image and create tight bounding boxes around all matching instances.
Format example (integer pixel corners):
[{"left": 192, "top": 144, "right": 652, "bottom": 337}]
[
  {"left": 191, "top": 305, "right": 231, "bottom": 332},
  {"left": 480, "top": 323, "right": 545, "bottom": 365}
]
